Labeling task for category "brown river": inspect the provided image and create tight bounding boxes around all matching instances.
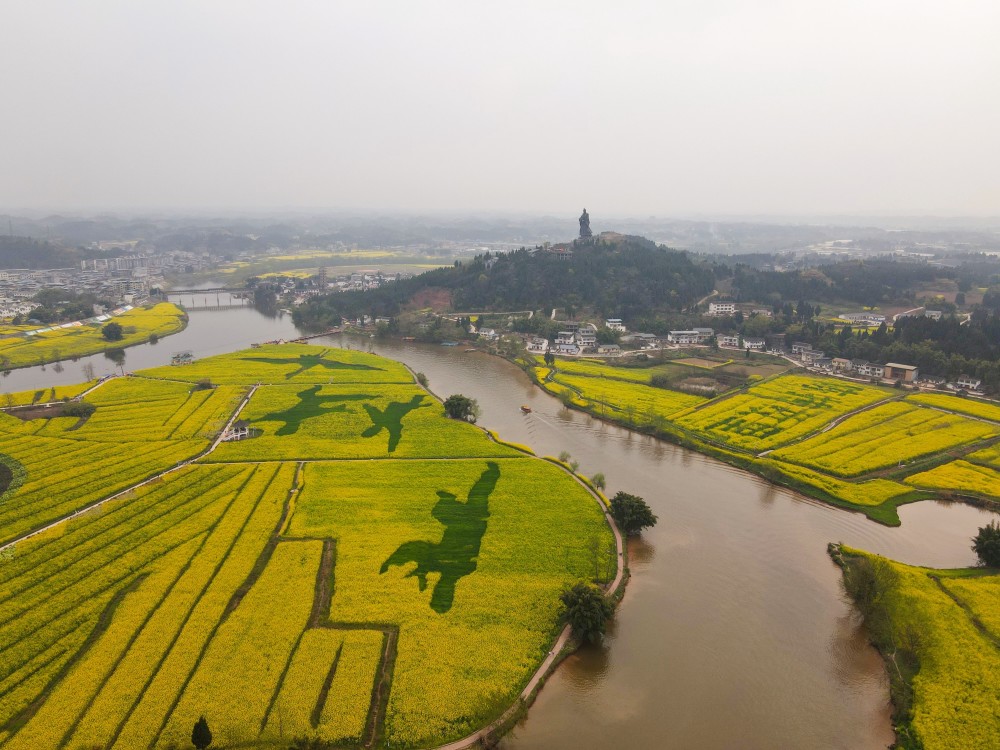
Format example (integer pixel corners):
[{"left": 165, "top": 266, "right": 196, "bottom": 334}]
[{"left": 2, "top": 299, "right": 994, "bottom": 749}]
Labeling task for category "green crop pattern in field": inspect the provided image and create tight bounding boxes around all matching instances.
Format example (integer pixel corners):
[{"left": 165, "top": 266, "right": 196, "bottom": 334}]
[
  {"left": 675, "top": 375, "right": 890, "bottom": 451},
  {"left": 285, "top": 459, "right": 614, "bottom": 747},
  {"left": 140, "top": 343, "right": 413, "bottom": 385},
  {"left": 0, "top": 344, "right": 615, "bottom": 749},
  {"left": 0, "top": 303, "right": 186, "bottom": 370},
  {"left": 772, "top": 402, "right": 999, "bottom": 477},
  {"left": 205, "top": 383, "right": 521, "bottom": 461}
]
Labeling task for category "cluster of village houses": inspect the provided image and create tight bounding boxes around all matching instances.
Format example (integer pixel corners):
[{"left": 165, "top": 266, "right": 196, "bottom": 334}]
[{"left": 512, "top": 312, "right": 983, "bottom": 393}]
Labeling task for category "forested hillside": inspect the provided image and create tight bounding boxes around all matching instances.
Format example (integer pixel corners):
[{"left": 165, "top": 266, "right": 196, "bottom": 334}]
[
  {"left": 0, "top": 236, "right": 82, "bottom": 269},
  {"left": 293, "top": 234, "right": 714, "bottom": 328}
]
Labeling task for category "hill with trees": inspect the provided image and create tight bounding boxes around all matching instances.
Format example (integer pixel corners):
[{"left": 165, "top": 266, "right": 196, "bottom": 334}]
[
  {"left": 0, "top": 236, "right": 85, "bottom": 269},
  {"left": 293, "top": 233, "right": 715, "bottom": 329}
]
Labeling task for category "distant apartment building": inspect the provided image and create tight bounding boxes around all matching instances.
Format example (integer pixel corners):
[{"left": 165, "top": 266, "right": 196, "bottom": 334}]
[
  {"left": 605, "top": 318, "right": 626, "bottom": 332},
  {"left": 718, "top": 335, "right": 741, "bottom": 348},
  {"left": 708, "top": 301, "right": 736, "bottom": 316}
]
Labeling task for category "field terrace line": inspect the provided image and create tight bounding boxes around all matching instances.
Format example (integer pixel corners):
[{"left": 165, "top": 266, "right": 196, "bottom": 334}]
[{"left": 0, "top": 383, "right": 259, "bottom": 553}]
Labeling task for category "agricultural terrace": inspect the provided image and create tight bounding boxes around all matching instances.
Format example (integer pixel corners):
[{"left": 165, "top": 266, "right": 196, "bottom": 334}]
[
  {"left": 546, "top": 357, "right": 680, "bottom": 384},
  {"left": 905, "top": 460, "right": 1000, "bottom": 500},
  {"left": 0, "top": 303, "right": 186, "bottom": 370},
  {"left": 907, "top": 392, "right": 1000, "bottom": 423},
  {"left": 757, "top": 460, "right": 914, "bottom": 509},
  {"left": 0, "top": 344, "right": 616, "bottom": 749},
  {"left": 969, "top": 444, "right": 1000, "bottom": 469},
  {"left": 1, "top": 382, "right": 95, "bottom": 407},
  {"left": 0, "top": 377, "right": 246, "bottom": 545},
  {"left": 772, "top": 402, "right": 999, "bottom": 477},
  {"left": 837, "top": 549, "right": 1000, "bottom": 749},
  {"left": 548, "top": 373, "right": 703, "bottom": 421},
  {"left": 675, "top": 375, "right": 890, "bottom": 452},
  {"left": 537, "top": 367, "right": 1000, "bottom": 522}
]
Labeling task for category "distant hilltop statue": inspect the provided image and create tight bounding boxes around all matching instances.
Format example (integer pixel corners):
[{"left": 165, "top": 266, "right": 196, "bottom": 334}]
[{"left": 578, "top": 208, "right": 593, "bottom": 238}]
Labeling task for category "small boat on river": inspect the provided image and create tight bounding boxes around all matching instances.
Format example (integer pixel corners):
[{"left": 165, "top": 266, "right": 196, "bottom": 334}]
[{"left": 520, "top": 405, "right": 532, "bottom": 413}]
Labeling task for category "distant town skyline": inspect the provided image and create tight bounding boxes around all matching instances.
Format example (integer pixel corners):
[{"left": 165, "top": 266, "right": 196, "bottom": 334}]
[{"left": 2, "top": 2, "right": 998, "bottom": 216}]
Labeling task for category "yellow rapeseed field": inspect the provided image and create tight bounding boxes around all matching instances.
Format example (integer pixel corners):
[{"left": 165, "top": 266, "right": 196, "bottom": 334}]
[
  {"left": 841, "top": 550, "right": 1000, "bottom": 750},
  {"left": 759, "top": 460, "right": 911, "bottom": 506},
  {"left": 0, "top": 303, "right": 185, "bottom": 370},
  {"left": 551, "top": 373, "right": 703, "bottom": 419},
  {"left": 0, "top": 344, "right": 614, "bottom": 749},
  {"left": 905, "top": 460, "right": 1000, "bottom": 499},
  {"left": 773, "top": 403, "right": 998, "bottom": 476},
  {"left": 908, "top": 392, "right": 1000, "bottom": 423},
  {"left": 675, "top": 374, "right": 889, "bottom": 451}
]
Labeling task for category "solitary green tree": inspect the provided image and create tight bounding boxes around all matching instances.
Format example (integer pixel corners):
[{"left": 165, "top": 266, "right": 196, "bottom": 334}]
[
  {"left": 102, "top": 321, "right": 123, "bottom": 341},
  {"left": 191, "top": 715, "right": 212, "bottom": 749},
  {"left": 443, "top": 394, "right": 480, "bottom": 423},
  {"left": 561, "top": 582, "right": 614, "bottom": 644},
  {"left": 591, "top": 473, "right": 606, "bottom": 490},
  {"left": 609, "top": 491, "right": 658, "bottom": 536},
  {"left": 973, "top": 521, "right": 1000, "bottom": 567}
]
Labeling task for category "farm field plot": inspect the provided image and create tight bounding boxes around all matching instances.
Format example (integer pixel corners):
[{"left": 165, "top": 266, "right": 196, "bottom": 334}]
[
  {"left": 772, "top": 402, "right": 999, "bottom": 477},
  {"left": 0, "top": 343, "right": 616, "bottom": 749},
  {"left": 905, "top": 460, "right": 1000, "bottom": 500},
  {"left": 675, "top": 374, "right": 890, "bottom": 451},
  {"left": 0, "top": 427, "right": 212, "bottom": 545},
  {"left": 839, "top": 550, "right": 1000, "bottom": 750},
  {"left": 969, "top": 444, "right": 1000, "bottom": 469},
  {"left": 205, "top": 383, "right": 521, "bottom": 461},
  {"left": 285, "top": 459, "right": 615, "bottom": 747},
  {"left": 0, "top": 463, "right": 295, "bottom": 750},
  {"left": 1, "top": 382, "right": 96, "bottom": 407},
  {"left": 759, "top": 460, "right": 913, "bottom": 508},
  {"left": 0, "top": 303, "right": 185, "bottom": 370},
  {"left": 672, "top": 357, "right": 730, "bottom": 368},
  {"left": 551, "top": 373, "right": 704, "bottom": 419},
  {"left": 75, "top": 378, "right": 246, "bottom": 442},
  {"left": 140, "top": 344, "right": 414, "bottom": 385},
  {"left": 907, "top": 392, "right": 1000, "bottom": 423},
  {"left": 549, "top": 358, "right": 679, "bottom": 384},
  {"left": 939, "top": 574, "right": 1000, "bottom": 641}
]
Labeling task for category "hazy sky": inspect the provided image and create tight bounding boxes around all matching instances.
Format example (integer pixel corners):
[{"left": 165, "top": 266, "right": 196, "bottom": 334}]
[{"left": 2, "top": 1, "right": 998, "bottom": 216}]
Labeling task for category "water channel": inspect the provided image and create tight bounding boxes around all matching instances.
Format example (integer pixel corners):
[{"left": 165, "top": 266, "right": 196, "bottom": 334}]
[{"left": 3, "top": 296, "right": 995, "bottom": 749}]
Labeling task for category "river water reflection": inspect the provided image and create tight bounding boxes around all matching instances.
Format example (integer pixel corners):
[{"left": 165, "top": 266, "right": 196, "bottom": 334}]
[{"left": 3, "top": 310, "right": 994, "bottom": 749}]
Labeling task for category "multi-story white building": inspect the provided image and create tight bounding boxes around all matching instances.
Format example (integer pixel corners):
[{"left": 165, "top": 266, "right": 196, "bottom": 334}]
[
  {"left": 605, "top": 318, "right": 626, "bottom": 332},
  {"left": 708, "top": 301, "right": 736, "bottom": 316}
]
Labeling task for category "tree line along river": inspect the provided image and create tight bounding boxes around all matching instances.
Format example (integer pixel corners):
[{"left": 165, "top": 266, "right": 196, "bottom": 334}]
[{"left": 1, "top": 292, "right": 995, "bottom": 749}]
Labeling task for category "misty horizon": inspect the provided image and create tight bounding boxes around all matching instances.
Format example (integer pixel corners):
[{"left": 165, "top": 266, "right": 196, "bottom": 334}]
[{"left": 2, "top": 2, "right": 998, "bottom": 216}]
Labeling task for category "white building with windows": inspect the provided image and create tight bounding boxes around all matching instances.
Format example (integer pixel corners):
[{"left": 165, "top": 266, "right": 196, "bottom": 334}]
[{"left": 708, "top": 301, "right": 736, "bottom": 316}]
